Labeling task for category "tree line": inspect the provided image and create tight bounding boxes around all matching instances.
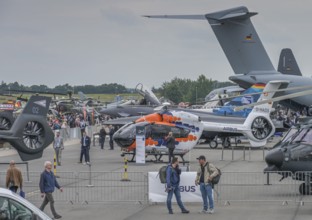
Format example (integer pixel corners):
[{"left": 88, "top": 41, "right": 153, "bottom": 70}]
[{"left": 1, "top": 75, "right": 234, "bottom": 104}]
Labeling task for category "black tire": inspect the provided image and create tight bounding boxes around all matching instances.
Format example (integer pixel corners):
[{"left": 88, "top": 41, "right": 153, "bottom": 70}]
[
  {"left": 209, "top": 140, "right": 218, "bottom": 149},
  {"left": 299, "top": 183, "right": 311, "bottom": 195}
]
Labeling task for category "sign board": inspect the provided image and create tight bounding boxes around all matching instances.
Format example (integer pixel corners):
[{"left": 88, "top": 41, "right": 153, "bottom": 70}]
[
  {"left": 149, "top": 172, "right": 213, "bottom": 203},
  {"left": 136, "top": 126, "right": 146, "bottom": 164}
]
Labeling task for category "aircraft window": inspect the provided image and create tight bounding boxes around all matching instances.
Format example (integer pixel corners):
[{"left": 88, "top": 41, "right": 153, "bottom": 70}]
[
  {"left": 292, "top": 129, "right": 310, "bottom": 143},
  {"left": 282, "top": 128, "right": 299, "bottom": 143},
  {"left": 291, "top": 145, "right": 312, "bottom": 161},
  {"left": 170, "top": 127, "right": 191, "bottom": 138},
  {"left": 150, "top": 124, "right": 170, "bottom": 139}
]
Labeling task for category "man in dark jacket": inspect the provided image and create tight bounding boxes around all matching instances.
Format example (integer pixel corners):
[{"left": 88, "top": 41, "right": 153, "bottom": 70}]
[
  {"left": 39, "top": 161, "right": 63, "bottom": 219},
  {"left": 165, "top": 132, "right": 175, "bottom": 163},
  {"left": 79, "top": 131, "right": 91, "bottom": 164},
  {"left": 166, "top": 157, "right": 189, "bottom": 214},
  {"left": 108, "top": 125, "right": 115, "bottom": 150},
  {"left": 99, "top": 126, "right": 106, "bottom": 149}
]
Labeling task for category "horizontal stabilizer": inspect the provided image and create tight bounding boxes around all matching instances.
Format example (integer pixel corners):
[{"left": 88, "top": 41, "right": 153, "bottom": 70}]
[{"left": 144, "top": 6, "right": 277, "bottom": 75}]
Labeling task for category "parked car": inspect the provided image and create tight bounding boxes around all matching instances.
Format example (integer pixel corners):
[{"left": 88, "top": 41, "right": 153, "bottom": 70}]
[{"left": 0, "top": 188, "right": 52, "bottom": 220}]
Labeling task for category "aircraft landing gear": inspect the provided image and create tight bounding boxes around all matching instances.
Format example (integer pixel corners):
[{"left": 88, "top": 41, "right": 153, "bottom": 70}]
[
  {"left": 299, "top": 183, "right": 312, "bottom": 195},
  {"left": 209, "top": 140, "right": 218, "bottom": 149},
  {"left": 221, "top": 137, "right": 231, "bottom": 148}
]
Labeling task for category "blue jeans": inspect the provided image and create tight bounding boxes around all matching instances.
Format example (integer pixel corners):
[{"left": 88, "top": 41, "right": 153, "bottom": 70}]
[
  {"left": 200, "top": 183, "right": 214, "bottom": 210},
  {"left": 166, "top": 186, "right": 186, "bottom": 212}
]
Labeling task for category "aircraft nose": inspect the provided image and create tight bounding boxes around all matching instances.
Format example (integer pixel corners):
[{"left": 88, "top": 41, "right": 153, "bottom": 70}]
[
  {"left": 113, "top": 131, "right": 135, "bottom": 148},
  {"left": 265, "top": 148, "right": 284, "bottom": 168}
]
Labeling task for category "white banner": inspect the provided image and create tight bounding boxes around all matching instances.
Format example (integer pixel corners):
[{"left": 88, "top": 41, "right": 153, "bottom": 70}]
[
  {"left": 136, "top": 126, "right": 146, "bottom": 164},
  {"left": 149, "top": 172, "right": 206, "bottom": 203}
]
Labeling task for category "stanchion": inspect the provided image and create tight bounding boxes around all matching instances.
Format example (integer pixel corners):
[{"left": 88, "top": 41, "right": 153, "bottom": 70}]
[
  {"left": 220, "top": 146, "right": 224, "bottom": 161},
  {"left": 53, "top": 153, "right": 59, "bottom": 178},
  {"left": 87, "top": 163, "right": 94, "bottom": 187},
  {"left": 121, "top": 157, "right": 131, "bottom": 181}
]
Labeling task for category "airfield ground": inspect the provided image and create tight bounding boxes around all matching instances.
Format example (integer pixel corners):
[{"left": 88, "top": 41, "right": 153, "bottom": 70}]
[{"left": 0, "top": 138, "right": 311, "bottom": 220}]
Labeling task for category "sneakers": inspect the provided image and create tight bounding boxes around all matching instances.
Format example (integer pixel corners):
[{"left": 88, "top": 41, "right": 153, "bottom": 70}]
[
  {"left": 199, "top": 209, "right": 209, "bottom": 214},
  {"left": 82, "top": 162, "right": 86, "bottom": 165},
  {"left": 86, "top": 162, "right": 91, "bottom": 165},
  {"left": 208, "top": 209, "right": 214, "bottom": 214},
  {"left": 168, "top": 210, "right": 173, "bottom": 214},
  {"left": 181, "top": 209, "right": 190, "bottom": 214},
  {"left": 54, "top": 214, "right": 62, "bottom": 219}
]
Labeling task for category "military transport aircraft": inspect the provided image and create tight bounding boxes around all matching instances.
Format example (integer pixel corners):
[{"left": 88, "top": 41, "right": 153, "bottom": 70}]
[
  {"left": 112, "top": 81, "right": 290, "bottom": 161},
  {"left": 144, "top": 6, "right": 312, "bottom": 112},
  {"left": 0, "top": 96, "right": 54, "bottom": 161}
]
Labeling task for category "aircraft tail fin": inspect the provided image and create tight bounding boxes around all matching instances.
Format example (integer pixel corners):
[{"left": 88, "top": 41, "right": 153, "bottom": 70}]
[
  {"left": 205, "top": 6, "right": 276, "bottom": 75},
  {"left": 277, "top": 48, "right": 302, "bottom": 76},
  {"left": 242, "top": 81, "right": 289, "bottom": 146},
  {"left": 8, "top": 96, "right": 54, "bottom": 161},
  {"left": 144, "top": 6, "right": 277, "bottom": 75},
  {"left": 78, "top": 91, "right": 88, "bottom": 101}
]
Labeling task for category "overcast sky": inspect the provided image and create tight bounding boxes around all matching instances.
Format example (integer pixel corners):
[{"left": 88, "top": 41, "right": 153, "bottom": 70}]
[{"left": 0, "top": 0, "right": 311, "bottom": 89}]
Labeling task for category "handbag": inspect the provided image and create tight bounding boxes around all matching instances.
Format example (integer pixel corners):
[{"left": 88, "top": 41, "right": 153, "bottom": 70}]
[{"left": 19, "top": 190, "right": 25, "bottom": 198}]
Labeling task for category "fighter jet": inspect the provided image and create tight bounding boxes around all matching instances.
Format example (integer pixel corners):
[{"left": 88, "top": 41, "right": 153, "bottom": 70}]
[{"left": 144, "top": 6, "right": 312, "bottom": 112}]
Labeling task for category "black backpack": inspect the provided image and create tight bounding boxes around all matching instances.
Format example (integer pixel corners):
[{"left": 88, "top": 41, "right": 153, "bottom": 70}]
[{"left": 206, "top": 162, "right": 221, "bottom": 185}]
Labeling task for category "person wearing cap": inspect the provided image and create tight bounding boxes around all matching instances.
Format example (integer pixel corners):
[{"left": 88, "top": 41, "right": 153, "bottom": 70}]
[
  {"left": 195, "top": 155, "right": 218, "bottom": 214},
  {"left": 53, "top": 130, "right": 64, "bottom": 166}
]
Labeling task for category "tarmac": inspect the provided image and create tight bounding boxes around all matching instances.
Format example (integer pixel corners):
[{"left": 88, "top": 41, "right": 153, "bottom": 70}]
[{"left": 0, "top": 137, "right": 311, "bottom": 220}]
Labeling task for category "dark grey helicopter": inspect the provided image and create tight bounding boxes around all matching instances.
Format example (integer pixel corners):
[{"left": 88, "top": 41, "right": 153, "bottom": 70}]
[
  {"left": 265, "top": 119, "right": 312, "bottom": 195},
  {"left": 0, "top": 96, "right": 54, "bottom": 161}
]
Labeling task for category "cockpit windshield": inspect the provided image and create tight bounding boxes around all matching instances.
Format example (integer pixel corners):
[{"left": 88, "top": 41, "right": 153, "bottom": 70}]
[
  {"left": 281, "top": 127, "right": 299, "bottom": 143},
  {"left": 290, "top": 128, "right": 312, "bottom": 144}
]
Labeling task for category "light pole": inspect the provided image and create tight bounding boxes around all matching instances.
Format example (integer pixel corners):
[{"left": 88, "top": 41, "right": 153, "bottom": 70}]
[{"left": 195, "top": 86, "right": 198, "bottom": 105}]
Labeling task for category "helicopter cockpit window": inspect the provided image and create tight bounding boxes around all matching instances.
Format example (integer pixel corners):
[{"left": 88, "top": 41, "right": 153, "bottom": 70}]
[
  {"left": 150, "top": 124, "right": 170, "bottom": 139},
  {"left": 290, "top": 145, "right": 312, "bottom": 161},
  {"left": 281, "top": 128, "right": 299, "bottom": 143},
  {"left": 170, "top": 127, "right": 191, "bottom": 138},
  {"left": 291, "top": 128, "right": 312, "bottom": 144}
]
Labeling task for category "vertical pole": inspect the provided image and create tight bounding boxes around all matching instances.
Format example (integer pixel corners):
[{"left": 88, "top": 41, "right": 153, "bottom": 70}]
[
  {"left": 53, "top": 152, "right": 57, "bottom": 176},
  {"left": 87, "top": 163, "right": 94, "bottom": 187},
  {"left": 25, "top": 162, "right": 30, "bottom": 182},
  {"left": 243, "top": 145, "right": 246, "bottom": 161},
  {"left": 220, "top": 146, "right": 224, "bottom": 161},
  {"left": 248, "top": 146, "right": 251, "bottom": 161},
  {"left": 121, "top": 157, "right": 131, "bottom": 181}
]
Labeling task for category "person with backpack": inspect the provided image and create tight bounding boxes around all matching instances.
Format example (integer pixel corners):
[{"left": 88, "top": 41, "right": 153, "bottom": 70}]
[
  {"left": 166, "top": 157, "right": 190, "bottom": 214},
  {"left": 165, "top": 131, "right": 175, "bottom": 163},
  {"left": 195, "top": 155, "right": 219, "bottom": 214}
]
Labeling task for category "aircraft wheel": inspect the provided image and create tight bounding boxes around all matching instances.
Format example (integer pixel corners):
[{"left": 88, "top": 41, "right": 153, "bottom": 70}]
[
  {"left": 0, "top": 112, "right": 14, "bottom": 130},
  {"left": 299, "top": 183, "right": 311, "bottom": 195},
  {"left": 23, "top": 121, "right": 46, "bottom": 150},
  {"left": 209, "top": 140, "right": 218, "bottom": 149},
  {"left": 222, "top": 137, "right": 231, "bottom": 148},
  {"left": 236, "top": 139, "right": 242, "bottom": 144}
]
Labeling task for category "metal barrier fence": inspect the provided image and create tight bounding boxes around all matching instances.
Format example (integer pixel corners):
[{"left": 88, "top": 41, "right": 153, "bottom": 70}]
[
  {"left": 0, "top": 171, "right": 311, "bottom": 204},
  {"left": 0, "top": 171, "right": 148, "bottom": 204}
]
